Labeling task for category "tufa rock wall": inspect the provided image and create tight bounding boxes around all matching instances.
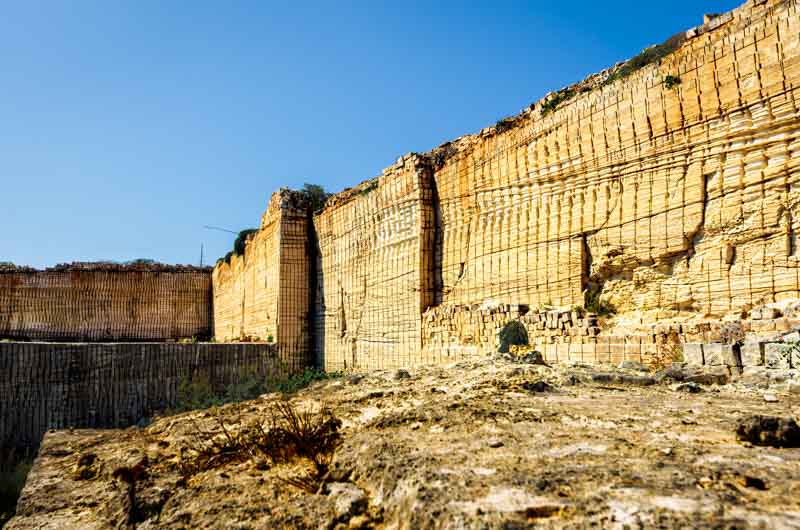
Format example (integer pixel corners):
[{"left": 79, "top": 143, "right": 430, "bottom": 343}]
[
  {"left": 0, "top": 268, "right": 211, "bottom": 341},
  {"left": 0, "top": 342, "right": 281, "bottom": 448},
  {"left": 215, "top": 0, "right": 800, "bottom": 370},
  {"left": 212, "top": 190, "right": 311, "bottom": 371},
  {"left": 312, "top": 156, "right": 437, "bottom": 371},
  {"left": 428, "top": 0, "right": 800, "bottom": 319}
]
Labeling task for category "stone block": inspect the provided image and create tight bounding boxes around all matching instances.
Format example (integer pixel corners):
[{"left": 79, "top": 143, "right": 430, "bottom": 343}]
[
  {"left": 740, "top": 341, "right": 764, "bottom": 367},
  {"left": 703, "top": 343, "right": 725, "bottom": 366},
  {"left": 683, "top": 343, "right": 704, "bottom": 366},
  {"left": 782, "top": 331, "right": 800, "bottom": 343},
  {"left": 764, "top": 343, "right": 792, "bottom": 370}
]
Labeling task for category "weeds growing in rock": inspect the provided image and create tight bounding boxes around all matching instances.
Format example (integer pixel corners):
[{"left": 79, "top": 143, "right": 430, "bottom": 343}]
[
  {"left": 430, "top": 143, "right": 458, "bottom": 170},
  {"left": 541, "top": 88, "right": 576, "bottom": 116},
  {"left": 603, "top": 32, "right": 686, "bottom": 86},
  {"left": 494, "top": 116, "right": 517, "bottom": 133},
  {"left": 584, "top": 286, "right": 615, "bottom": 316},
  {"left": 359, "top": 181, "right": 379, "bottom": 196},
  {"left": 179, "top": 403, "right": 342, "bottom": 493}
]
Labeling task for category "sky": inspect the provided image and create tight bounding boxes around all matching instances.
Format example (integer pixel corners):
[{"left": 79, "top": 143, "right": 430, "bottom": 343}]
[{"left": 1, "top": 0, "right": 741, "bottom": 269}]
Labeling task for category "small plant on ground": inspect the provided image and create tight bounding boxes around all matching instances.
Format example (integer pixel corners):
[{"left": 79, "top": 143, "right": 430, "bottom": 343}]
[
  {"left": 603, "top": 32, "right": 686, "bottom": 86},
  {"left": 359, "top": 181, "right": 379, "bottom": 196},
  {"left": 498, "top": 320, "right": 529, "bottom": 353},
  {"left": 541, "top": 88, "right": 576, "bottom": 116},
  {"left": 494, "top": 116, "right": 517, "bottom": 133},
  {"left": 178, "top": 402, "right": 342, "bottom": 493},
  {"left": 168, "top": 374, "right": 225, "bottom": 414}
]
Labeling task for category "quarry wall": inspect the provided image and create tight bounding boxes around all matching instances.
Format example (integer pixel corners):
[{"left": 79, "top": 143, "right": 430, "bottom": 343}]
[
  {"left": 0, "top": 342, "right": 281, "bottom": 448},
  {"left": 212, "top": 190, "right": 311, "bottom": 371},
  {"left": 0, "top": 266, "right": 212, "bottom": 342},
  {"left": 313, "top": 156, "right": 437, "bottom": 371},
  {"left": 428, "top": 0, "right": 800, "bottom": 317},
  {"left": 213, "top": 0, "right": 800, "bottom": 371}
]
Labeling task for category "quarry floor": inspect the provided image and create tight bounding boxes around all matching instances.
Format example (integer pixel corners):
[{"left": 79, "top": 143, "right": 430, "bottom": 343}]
[{"left": 8, "top": 356, "right": 800, "bottom": 529}]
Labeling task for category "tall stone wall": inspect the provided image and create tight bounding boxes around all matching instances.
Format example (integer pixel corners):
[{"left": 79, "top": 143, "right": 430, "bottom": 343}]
[
  {"left": 216, "top": 0, "right": 800, "bottom": 370},
  {"left": 313, "top": 156, "right": 436, "bottom": 371},
  {"left": 212, "top": 190, "right": 310, "bottom": 371},
  {"left": 431, "top": 0, "right": 800, "bottom": 318},
  {"left": 0, "top": 342, "right": 281, "bottom": 448},
  {"left": 418, "top": 0, "right": 800, "bottom": 361},
  {"left": 0, "top": 267, "right": 211, "bottom": 341}
]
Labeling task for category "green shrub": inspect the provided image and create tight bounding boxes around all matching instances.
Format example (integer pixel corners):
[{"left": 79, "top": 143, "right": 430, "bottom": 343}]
[
  {"left": 498, "top": 320, "right": 529, "bottom": 353},
  {"left": 359, "top": 181, "right": 379, "bottom": 196},
  {"left": 494, "top": 116, "right": 517, "bottom": 133},
  {"left": 215, "top": 229, "right": 258, "bottom": 266},
  {"left": 541, "top": 88, "right": 576, "bottom": 116},
  {"left": 301, "top": 183, "right": 331, "bottom": 212},
  {"left": 233, "top": 229, "right": 258, "bottom": 256},
  {"left": 664, "top": 74, "right": 681, "bottom": 89},
  {"left": 604, "top": 33, "right": 685, "bottom": 86}
]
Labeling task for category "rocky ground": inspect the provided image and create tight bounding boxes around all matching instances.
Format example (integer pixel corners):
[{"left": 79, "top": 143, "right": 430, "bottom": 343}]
[{"left": 8, "top": 355, "right": 800, "bottom": 529}]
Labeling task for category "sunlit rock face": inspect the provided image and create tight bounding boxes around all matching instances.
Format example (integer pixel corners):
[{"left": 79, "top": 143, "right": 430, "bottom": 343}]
[
  {"left": 214, "top": 0, "right": 800, "bottom": 370},
  {"left": 0, "top": 265, "right": 211, "bottom": 341},
  {"left": 212, "top": 189, "right": 311, "bottom": 371}
]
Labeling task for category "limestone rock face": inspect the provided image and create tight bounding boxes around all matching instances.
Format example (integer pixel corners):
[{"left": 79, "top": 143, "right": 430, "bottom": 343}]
[
  {"left": 431, "top": 0, "right": 800, "bottom": 317},
  {"left": 213, "top": 0, "right": 800, "bottom": 371},
  {"left": 212, "top": 190, "right": 310, "bottom": 371},
  {"left": 312, "top": 156, "right": 436, "bottom": 371},
  {"left": 0, "top": 268, "right": 211, "bottom": 341},
  {"left": 0, "top": 342, "right": 281, "bottom": 448}
]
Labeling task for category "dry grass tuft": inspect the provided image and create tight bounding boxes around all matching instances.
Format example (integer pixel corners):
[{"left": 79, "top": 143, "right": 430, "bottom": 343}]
[{"left": 178, "top": 402, "right": 342, "bottom": 492}]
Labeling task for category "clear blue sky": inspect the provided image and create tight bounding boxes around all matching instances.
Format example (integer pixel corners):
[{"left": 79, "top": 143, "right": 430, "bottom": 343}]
[{"left": 1, "top": 0, "right": 739, "bottom": 268}]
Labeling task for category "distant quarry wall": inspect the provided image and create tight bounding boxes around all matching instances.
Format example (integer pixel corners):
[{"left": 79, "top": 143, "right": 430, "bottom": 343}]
[
  {"left": 213, "top": 0, "right": 800, "bottom": 371},
  {"left": 0, "top": 265, "right": 212, "bottom": 341}
]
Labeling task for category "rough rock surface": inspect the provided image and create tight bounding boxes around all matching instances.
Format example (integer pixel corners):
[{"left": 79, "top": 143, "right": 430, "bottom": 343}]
[
  {"left": 10, "top": 355, "right": 800, "bottom": 529},
  {"left": 0, "top": 269, "right": 211, "bottom": 342},
  {"left": 212, "top": 0, "right": 800, "bottom": 372},
  {"left": 212, "top": 189, "right": 310, "bottom": 371}
]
